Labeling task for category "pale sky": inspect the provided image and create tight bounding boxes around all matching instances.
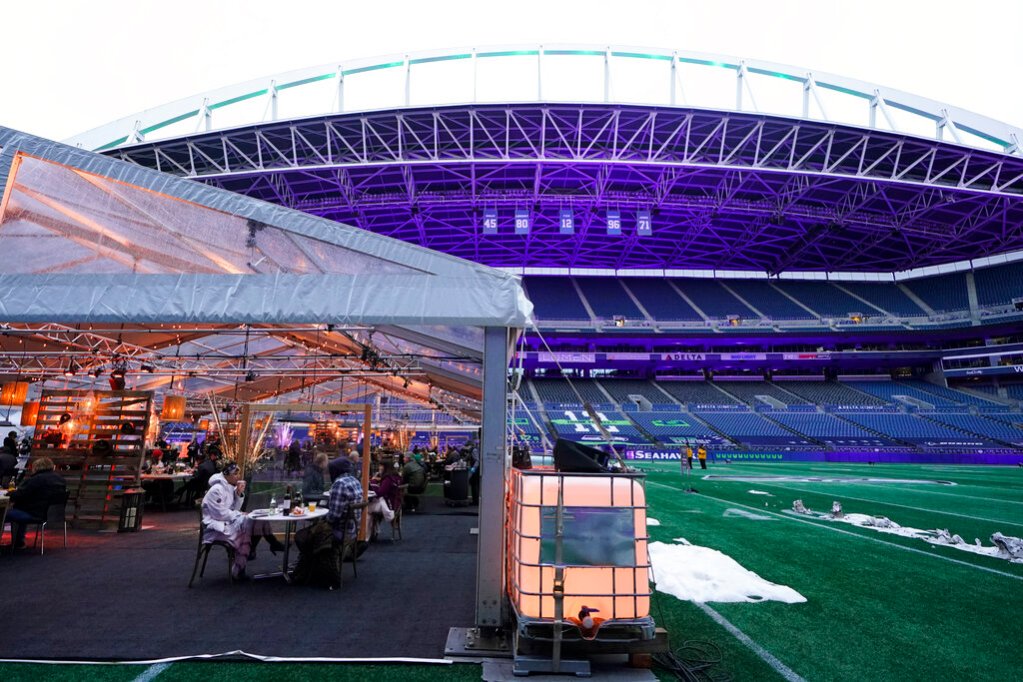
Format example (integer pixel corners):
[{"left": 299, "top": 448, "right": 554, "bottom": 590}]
[{"left": 2, "top": 0, "right": 1021, "bottom": 141}]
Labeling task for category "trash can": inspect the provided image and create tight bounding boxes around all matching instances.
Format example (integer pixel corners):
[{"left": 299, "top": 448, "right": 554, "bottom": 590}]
[
  {"left": 118, "top": 489, "right": 145, "bottom": 533},
  {"left": 444, "top": 468, "right": 470, "bottom": 506}
]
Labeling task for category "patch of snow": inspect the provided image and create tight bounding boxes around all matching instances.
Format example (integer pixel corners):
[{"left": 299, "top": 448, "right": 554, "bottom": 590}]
[
  {"left": 673, "top": 537, "right": 692, "bottom": 545},
  {"left": 646, "top": 518, "right": 661, "bottom": 526},
  {"left": 649, "top": 541, "right": 806, "bottom": 604},
  {"left": 748, "top": 490, "right": 773, "bottom": 496}
]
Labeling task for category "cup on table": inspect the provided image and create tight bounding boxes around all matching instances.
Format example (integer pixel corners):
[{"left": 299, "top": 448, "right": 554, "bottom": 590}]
[{"left": 307, "top": 501, "right": 317, "bottom": 512}]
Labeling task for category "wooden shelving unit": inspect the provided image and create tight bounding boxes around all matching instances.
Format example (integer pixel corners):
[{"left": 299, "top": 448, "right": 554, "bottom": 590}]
[{"left": 31, "top": 390, "right": 152, "bottom": 528}]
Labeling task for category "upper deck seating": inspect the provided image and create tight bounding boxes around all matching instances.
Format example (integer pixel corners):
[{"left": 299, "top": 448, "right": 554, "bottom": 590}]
[
  {"left": 523, "top": 276, "right": 591, "bottom": 321},
  {"left": 837, "top": 281, "right": 927, "bottom": 317},
  {"left": 973, "top": 261, "right": 1023, "bottom": 307},
  {"left": 724, "top": 280, "right": 814, "bottom": 320},
  {"left": 575, "top": 277, "right": 643, "bottom": 319},
  {"left": 771, "top": 281, "right": 868, "bottom": 317},
  {"left": 902, "top": 272, "right": 969, "bottom": 313},
  {"left": 622, "top": 279, "right": 703, "bottom": 321},
  {"left": 670, "top": 279, "right": 754, "bottom": 319}
]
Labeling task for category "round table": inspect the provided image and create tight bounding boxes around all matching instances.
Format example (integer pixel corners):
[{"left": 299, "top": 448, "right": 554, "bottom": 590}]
[{"left": 251, "top": 506, "right": 328, "bottom": 582}]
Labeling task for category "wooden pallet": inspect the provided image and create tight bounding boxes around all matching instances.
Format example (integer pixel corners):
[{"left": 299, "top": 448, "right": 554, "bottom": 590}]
[{"left": 31, "top": 390, "right": 152, "bottom": 528}]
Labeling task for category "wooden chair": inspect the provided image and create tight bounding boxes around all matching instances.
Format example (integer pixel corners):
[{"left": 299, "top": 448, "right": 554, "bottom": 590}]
[
  {"left": 333, "top": 500, "right": 368, "bottom": 587},
  {"left": 188, "top": 504, "right": 236, "bottom": 587}
]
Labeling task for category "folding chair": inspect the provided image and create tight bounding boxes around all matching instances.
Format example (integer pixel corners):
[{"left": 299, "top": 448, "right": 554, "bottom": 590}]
[{"left": 23, "top": 489, "right": 70, "bottom": 555}]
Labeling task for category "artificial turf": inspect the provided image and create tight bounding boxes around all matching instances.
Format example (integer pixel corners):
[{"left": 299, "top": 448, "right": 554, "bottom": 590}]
[{"left": 2, "top": 462, "right": 1019, "bottom": 681}]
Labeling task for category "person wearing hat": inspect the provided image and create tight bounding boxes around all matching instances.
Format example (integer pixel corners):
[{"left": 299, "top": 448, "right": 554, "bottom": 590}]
[{"left": 201, "top": 462, "right": 283, "bottom": 580}]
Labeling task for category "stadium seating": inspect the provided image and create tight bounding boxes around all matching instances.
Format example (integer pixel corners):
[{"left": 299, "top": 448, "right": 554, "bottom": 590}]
[
  {"left": 713, "top": 380, "right": 812, "bottom": 406},
  {"left": 902, "top": 272, "right": 969, "bottom": 313},
  {"left": 670, "top": 279, "right": 753, "bottom": 319},
  {"left": 575, "top": 277, "right": 644, "bottom": 320},
  {"left": 694, "top": 411, "right": 812, "bottom": 446},
  {"left": 845, "top": 380, "right": 956, "bottom": 407},
  {"left": 838, "top": 412, "right": 989, "bottom": 445},
  {"left": 767, "top": 412, "right": 893, "bottom": 446},
  {"left": 598, "top": 379, "right": 670, "bottom": 405},
  {"left": 922, "top": 413, "right": 1023, "bottom": 445},
  {"left": 622, "top": 278, "right": 703, "bottom": 321},
  {"left": 522, "top": 276, "right": 591, "bottom": 320},
  {"left": 972, "top": 260, "right": 1023, "bottom": 307},
  {"left": 779, "top": 381, "right": 889, "bottom": 407},
  {"left": 723, "top": 280, "right": 814, "bottom": 319},
  {"left": 771, "top": 281, "right": 868, "bottom": 318},
  {"left": 837, "top": 281, "right": 927, "bottom": 317},
  {"left": 531, "top": 378, "right": 611, "bottom": 407},
  {"left": 627, "top": 411, "right": 730, "bottom": 445},
  {"left": 893, "top": 380, "right": 1001, "bottom": 408},
  {"left": 656, "top": 381, "right": 742, "bottom": 406},
  {"left": 545, "top": 407, "right": 649, "bottom": 445}
]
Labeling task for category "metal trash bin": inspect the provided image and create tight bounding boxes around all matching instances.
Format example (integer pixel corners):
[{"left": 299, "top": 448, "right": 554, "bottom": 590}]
[{"left": 118, "top": 489, "right": 145, "bottom": 532}]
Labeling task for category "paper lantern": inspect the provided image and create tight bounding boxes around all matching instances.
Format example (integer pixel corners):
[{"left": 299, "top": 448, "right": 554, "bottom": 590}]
[
  {"left": 1, "top": 381, "right": 30, "bottom": 406},
  {"left": 160, "top": 395, "right": 187, "bottom": 421},
  {"left": 197, "top": 419, "right": 210, "bottom": 431},
  {"left": 20, "top": 400, "right": 39, "bottom": 426}
]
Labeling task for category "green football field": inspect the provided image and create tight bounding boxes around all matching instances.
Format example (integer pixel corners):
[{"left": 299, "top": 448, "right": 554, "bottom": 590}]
[{"left": 2, "top": 461, "right": 1020, "bottom": 681}]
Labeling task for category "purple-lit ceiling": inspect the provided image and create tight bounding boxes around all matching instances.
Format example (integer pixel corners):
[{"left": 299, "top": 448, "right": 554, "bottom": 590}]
[{"left": 108, "top": 103, "right": 1023, "bottom": 274}]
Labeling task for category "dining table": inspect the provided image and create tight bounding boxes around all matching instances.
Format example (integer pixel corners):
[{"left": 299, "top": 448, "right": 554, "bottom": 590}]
[
  {"left": 251, "top": 506, "right": 329, "bottom": 582},
  {"left": 140, "top": 470, "right": 193, "bottom": 511}
]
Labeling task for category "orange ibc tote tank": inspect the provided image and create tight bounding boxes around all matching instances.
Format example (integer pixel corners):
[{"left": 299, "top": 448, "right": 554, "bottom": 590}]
[{"left": 506, "top": 466, "right": 652, "bottom": 633}]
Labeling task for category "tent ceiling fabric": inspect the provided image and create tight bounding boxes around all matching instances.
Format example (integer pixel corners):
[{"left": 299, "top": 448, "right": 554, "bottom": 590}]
[{"left": 0, "top": 127, "right": 531, "bottom": 412}]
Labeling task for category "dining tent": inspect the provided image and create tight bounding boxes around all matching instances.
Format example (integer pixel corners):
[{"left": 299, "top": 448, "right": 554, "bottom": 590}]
[{"left": 0, "top": 125, "right": 531, "bottom": 629}]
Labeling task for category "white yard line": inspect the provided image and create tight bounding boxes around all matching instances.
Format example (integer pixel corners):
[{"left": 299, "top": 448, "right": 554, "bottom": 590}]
[
  {"left": 696, "top": 603, "right": 806, "bottom": 682},
  {"left": 646, "top": 480, "right": 1023, "bottom": 581},
  {"left": 764, "top": 484, "right": 1023, "bottom": 527},
  {"left": 850, "top": 483, "right": 1023, "bottom": 507},
  {"left": 131, "top": 663, "right": 170, "bottom": 682}
]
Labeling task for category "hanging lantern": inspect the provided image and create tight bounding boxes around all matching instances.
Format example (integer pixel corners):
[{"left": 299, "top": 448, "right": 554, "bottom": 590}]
[
  {"left": 160, "top": 395, "right": 187, "bottom": 421},
  {"left": 1, "top": 381, "right": 30, "bottom": 406},
  {"left": 197, "top": 418, "right": 210, "bottom": 432},
  {"left": 20, "top": 400, "right": 39, "bottom": 426}
]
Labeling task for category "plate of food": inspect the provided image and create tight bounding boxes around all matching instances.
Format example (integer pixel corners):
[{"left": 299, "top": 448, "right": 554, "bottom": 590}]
[{"left": 290, "top": 507, "right": 306, "bottom": 517}]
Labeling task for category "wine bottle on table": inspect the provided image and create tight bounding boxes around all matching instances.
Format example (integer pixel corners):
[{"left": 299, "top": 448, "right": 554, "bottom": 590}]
[{"left": 285, "top": 485, "right": 294, "bottom": 514}]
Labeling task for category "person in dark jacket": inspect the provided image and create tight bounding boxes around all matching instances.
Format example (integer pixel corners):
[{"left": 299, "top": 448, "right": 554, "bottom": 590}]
[
  {"left": 0, "top": 448, "right": 17, "bottom": 483},
  {"left": 7, "top": 456, "right": 66, "bottom": 550},
  {"left": 302, "top": 452, "right": 329, "bottom": 497},
  {"left": 3, "top": 430, "right": 18, "bottom": 454}
]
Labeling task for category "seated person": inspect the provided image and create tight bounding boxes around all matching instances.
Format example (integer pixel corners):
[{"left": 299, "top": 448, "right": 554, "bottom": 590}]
[
  {"left": 201, "top": 462, "right": 282, "bottom": 579},
  {"left": 400, "top": 454, "right": 427, "bottom": 511},
  {"left": 367, "top": 462, "right": 400, "bottom": 539},
  {"left": 6, "top": 456, "right": 66, "bottom": 550},
  {"left": 326, "top": 457, "right": 363, "bottom": 543},
  {"left": 302, "top": 452, "right": 329, "bottom": 498},
  {"left": 0, "top": 445, "right": 18, "bottom": 484}
]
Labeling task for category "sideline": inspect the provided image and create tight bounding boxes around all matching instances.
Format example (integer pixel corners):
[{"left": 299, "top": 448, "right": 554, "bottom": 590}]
[
  {"left": 132, "top": 662, "right": 170, "bottom": 682},
  {"left": 696, "top": 603, "right": 806, "bottom": 682},
  {"left": 646, "top": 480, "right": 1023, "bottom": 581}
]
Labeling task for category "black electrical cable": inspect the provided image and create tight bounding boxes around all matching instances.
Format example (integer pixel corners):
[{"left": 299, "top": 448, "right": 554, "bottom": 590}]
[{"left": 649, "top": 579, "right": 733, "bottom": 681}]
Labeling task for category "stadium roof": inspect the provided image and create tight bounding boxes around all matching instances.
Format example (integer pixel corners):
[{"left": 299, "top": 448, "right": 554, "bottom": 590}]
[{"left": 85, "top": 45, "right": 1023, "bottom": 274}]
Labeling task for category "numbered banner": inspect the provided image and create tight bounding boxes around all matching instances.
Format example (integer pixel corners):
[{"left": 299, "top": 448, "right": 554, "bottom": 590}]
[
  {"left": 606, "top": 208, "right": 622, "bottom": 236},
  {"left": 559, "top": 208, "right": 575, "bottom": 235},
  {"left": 637, "top": 209, "right": 652, "bottom": 236},
  {"left": 514, "top": 208, "right": 530, "bottom": 235},
  {"left": 482, "top": 207, "right": 498, "bottom": 235}
]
